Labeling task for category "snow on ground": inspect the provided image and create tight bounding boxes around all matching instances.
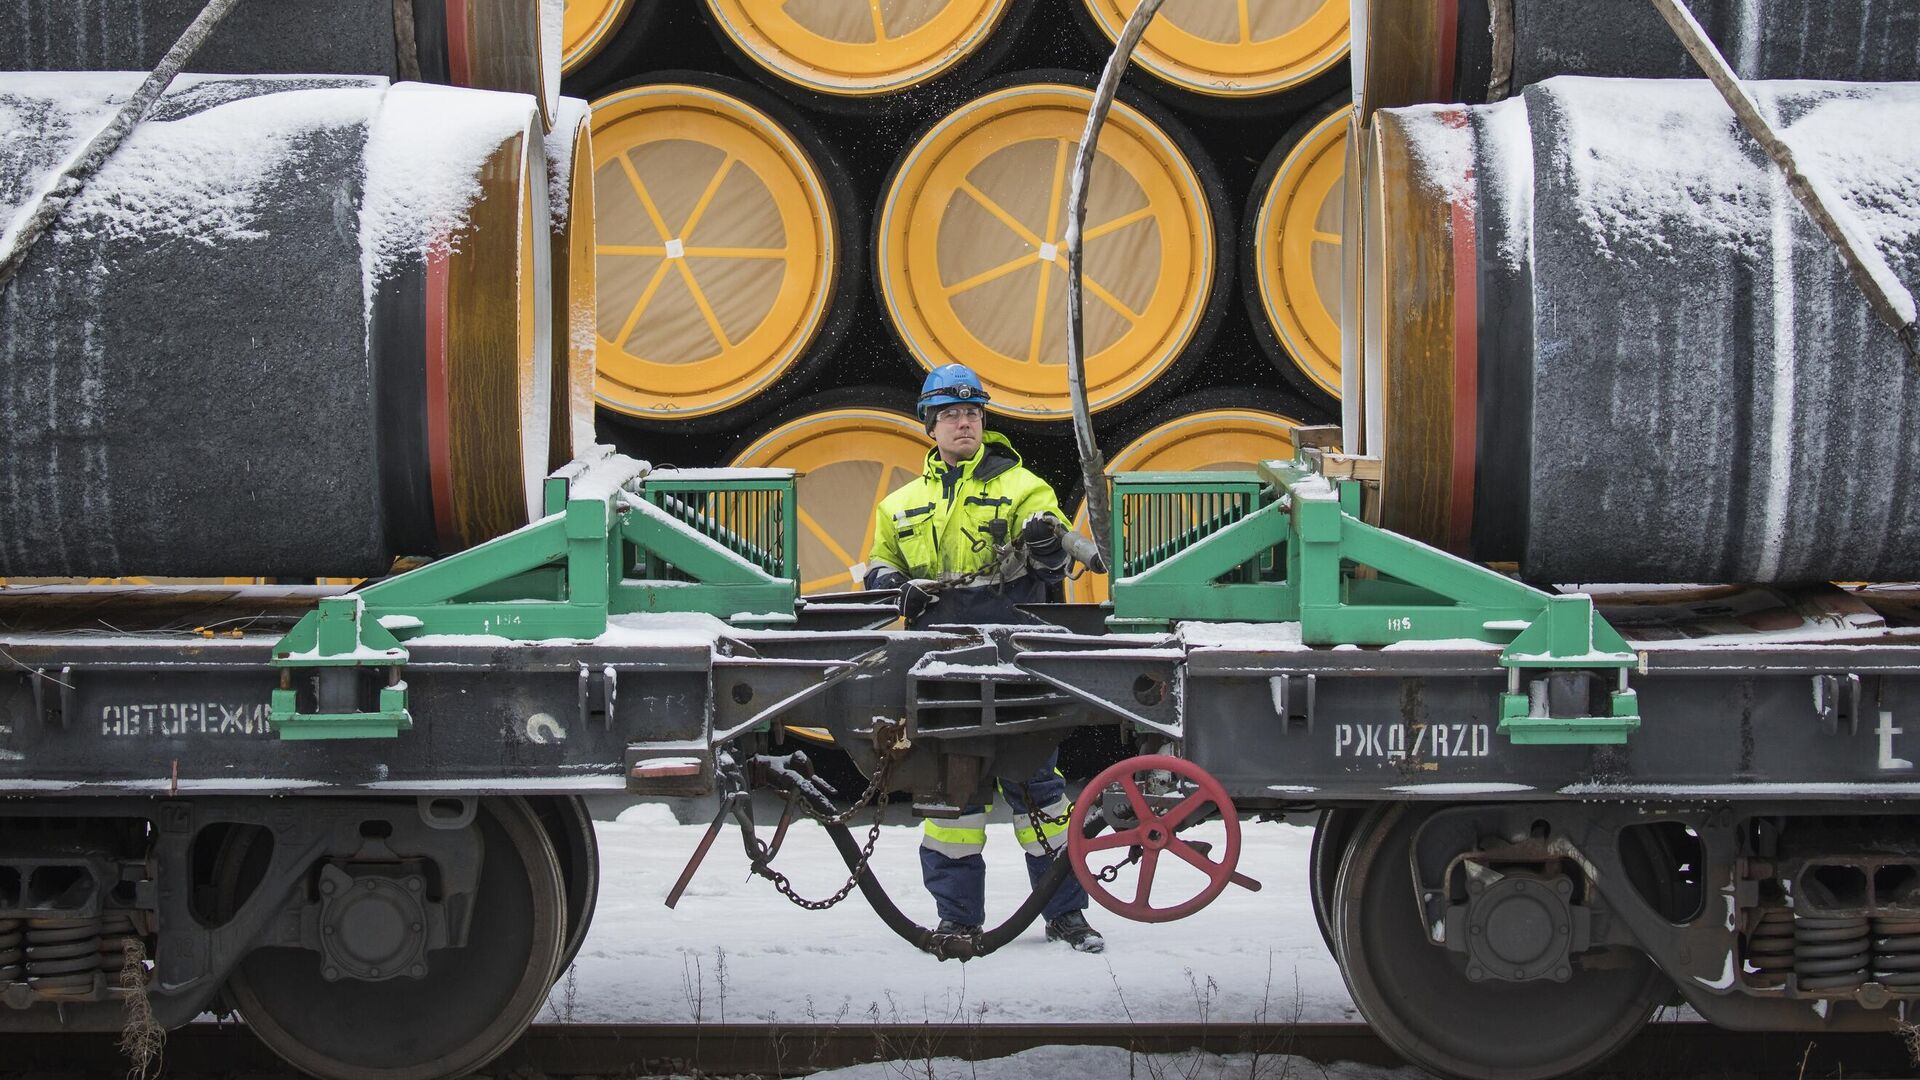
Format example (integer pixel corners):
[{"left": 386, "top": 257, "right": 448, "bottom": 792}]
[
  {"left": 809, "top": 1045, "right": 1425, "bottom": 1080},
  {"left": 547, "top": 807, "right": 1360, "bottom": 1030}
]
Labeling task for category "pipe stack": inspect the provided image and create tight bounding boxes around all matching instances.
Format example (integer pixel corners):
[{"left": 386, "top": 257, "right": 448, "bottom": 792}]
[
  {"left": 1350, "top": 1, "right": 1920, "bottom": 583},
  {"left": 569, "top": 0, "right": 1359, "bottom": 582},
  {"left": 0, "top": 3, "right": 595, "bottom": 579}
]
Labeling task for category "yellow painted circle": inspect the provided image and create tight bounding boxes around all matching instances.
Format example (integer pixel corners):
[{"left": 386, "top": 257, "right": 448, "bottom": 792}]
[
  {"left": 730, "top": 407, "right": 930, "bottom": 594},
  {"left": 1081, "top": 0, "right": 1349, "bottom": 98},
  {"left": 590, "top": 84, "right": 838, "bottom": 422},
  {"left": 1255, "top": 105, "right": 1348, "bottom": 397},
  {"left": 561, "top": 0, "right": 636, "bottom": 74},
  {"left": 702, "top": 0, "right": 1013, "bottom": 96},
  {"left": 1065, "top": 406, "right": 1300, "bottom": 603},
  {"left": 878, "top": 84, "right": 1216, "bottom": 421}
]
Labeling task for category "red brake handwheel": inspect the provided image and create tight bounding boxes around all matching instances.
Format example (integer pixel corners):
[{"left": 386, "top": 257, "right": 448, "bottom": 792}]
[{"left": 1067, "top": 754, "right": 1241, "bottom": 923}]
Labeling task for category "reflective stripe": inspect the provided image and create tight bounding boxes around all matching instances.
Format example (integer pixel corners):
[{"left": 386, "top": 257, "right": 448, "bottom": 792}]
[
  {"left": 1013, "top": 796, "right": 1073, "bottom": 855},
  {"left": 922, "top": 813, "right": 987, "bottom": 859}
]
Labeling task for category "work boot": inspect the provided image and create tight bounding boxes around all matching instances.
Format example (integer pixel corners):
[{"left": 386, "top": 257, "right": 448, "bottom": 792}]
[
  {"left": 1045, "top": 910, "right": 1105, "bottom": 953},
  {"left": 936, "top": 918, "right": 982, "bottom": 937}
]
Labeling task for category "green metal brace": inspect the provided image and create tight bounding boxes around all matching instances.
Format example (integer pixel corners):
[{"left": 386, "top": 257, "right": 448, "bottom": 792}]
[
  {"left": 1106, "top": 458, "right": 1640, "bottom": 745},
  {"left": 269, "top": 455, "right": 800, "bottom": 740}
]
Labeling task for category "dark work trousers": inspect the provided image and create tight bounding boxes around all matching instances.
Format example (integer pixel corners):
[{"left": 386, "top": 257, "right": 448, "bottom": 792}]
[{"left": 917, "top": 751, "right": 1088, "bottom": 927}]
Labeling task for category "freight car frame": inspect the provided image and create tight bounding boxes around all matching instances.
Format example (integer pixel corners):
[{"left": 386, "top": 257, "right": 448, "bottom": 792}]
[{"left": 3, "top": 453, "right": 1918, "bottom": 1079}]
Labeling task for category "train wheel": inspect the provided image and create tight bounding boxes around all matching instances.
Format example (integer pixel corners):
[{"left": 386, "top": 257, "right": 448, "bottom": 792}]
[
  {"left": 1307, "top": 804, "right": 1369, "bottom": 958},
  {"left": 1331, "top": 804, "right": 1669, "bottom": 1080},
  {"left": 224, "top": 798, "right": 566, "bottom": 1080},
  {"left": 530, "top": 795, "right": 601, "bottom": 981}
]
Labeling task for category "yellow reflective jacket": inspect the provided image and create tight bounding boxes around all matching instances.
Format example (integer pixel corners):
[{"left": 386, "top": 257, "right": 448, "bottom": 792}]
[{"left": 866, "top": 432, "right": 1064, "bottom": 587}]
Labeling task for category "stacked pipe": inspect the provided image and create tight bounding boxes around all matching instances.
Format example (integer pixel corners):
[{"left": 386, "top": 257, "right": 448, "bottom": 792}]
[
  {"left": 1348, "top": 0, "right": 1920, "bottom": 583},
  {"left": 569, "top": 0, "right": 1358, "bottom": 594},
  {"left": 0, "top": 2, "right": 596, "bottom": 579}
]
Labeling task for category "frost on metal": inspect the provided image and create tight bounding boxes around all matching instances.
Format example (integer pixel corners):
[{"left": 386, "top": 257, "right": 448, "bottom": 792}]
[
  {"left": 0, "top": 73, "right": 380, "bottom": 256},
  {"left": 544, "top": 96, "right": 591, "bottom": 232},
  {"left": 358, "top": 82, "right": 543, "bottom": 311}
]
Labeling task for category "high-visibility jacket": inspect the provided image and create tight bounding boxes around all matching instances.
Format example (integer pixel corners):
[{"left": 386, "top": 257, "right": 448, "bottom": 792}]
[{"left": 864, "top": 431, "right": 1065, "bottom": 627}]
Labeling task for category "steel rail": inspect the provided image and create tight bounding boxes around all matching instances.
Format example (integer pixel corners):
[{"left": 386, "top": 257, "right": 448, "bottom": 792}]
[{"left": 3, "top": 1021, "right": 1913, "bottom": 1077}]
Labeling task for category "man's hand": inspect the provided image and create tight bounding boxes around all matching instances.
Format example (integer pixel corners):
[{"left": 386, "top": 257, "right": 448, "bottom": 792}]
[
  {"left": 868, "top": 567, "right": 937, "bottom": 624},
  {"left": 1020, "top": 513, "right": 1067, "bottom": 572},
  {"left": 900, "top": 579, "right": 939, "bottom": 624}
]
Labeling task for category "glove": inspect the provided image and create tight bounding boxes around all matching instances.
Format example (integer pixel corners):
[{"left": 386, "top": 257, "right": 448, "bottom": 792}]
[
  {"left": 1020, "top": 513, "right": 1068, "bottom": 573},
  {"left": 900, "top": 579, "right": 939, "bottom": 625},
  {"left": 865, "top": 566, "right": 907, "bottom": 593}
]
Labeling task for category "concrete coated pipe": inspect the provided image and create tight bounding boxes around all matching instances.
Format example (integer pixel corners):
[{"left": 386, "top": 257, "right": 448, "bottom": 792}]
[
  {"left": 876, "top": 74, "right": 1230, "bottom": 424},
  {"left": 546, "top": 95, "right": 596, "bottom": 469},
  {"left": 1245, "top": 95, "right": 1350, "bottom": 401},
  {"left": 0, "top": 0, "right": 562, "bottom": 127},
  {"left": 0, "top": 75, "right": 551, "bottom": 577},
  {"left": 1354, "top": 0, "right": 1920, "bottom": 123},
  {"left": 589, "top": 73, "right": 859, "bottom": 433},
  {"left": 1078, "top": 0, "right": 1349, "bottom": 110},
  {"left": 700, "top": 0, "right": 1030, "bottom": 111},
  {"left": 1368, "top": 77, "right": 1920, "bottom": 584}
]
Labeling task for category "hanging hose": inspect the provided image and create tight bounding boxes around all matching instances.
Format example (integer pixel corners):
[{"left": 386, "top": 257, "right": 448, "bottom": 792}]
[
  {"left": 776, "top": 764, "right": 1106, "bottom": 962},
  {"left": 1063, "top": 0, "right": 1167, "bottom": 571}
]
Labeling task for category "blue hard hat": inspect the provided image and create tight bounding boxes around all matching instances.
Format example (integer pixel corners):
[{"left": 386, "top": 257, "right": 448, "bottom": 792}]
[{"left": 917, "top": 363, "right": 990, "bottom": 421}]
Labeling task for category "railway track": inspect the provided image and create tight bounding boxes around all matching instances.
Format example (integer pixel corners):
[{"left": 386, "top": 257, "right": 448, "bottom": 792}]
[{"left": 2, "top": 1021, "right": 1913, "bottom": 1078}]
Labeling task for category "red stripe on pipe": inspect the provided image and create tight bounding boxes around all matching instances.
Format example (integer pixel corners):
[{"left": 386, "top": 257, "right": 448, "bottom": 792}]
[
  {"left": 445, "top": 0, "right": 472, "bottom": 86},
  {"left": 1443, "top": 110, "right": 1478, "bottom": 554},
  {"left": 424, "top": 247, "right": 458, "bottom": 550},
  {"left": 1434, "top": 0, "right": 1460, "bottom": 102}
]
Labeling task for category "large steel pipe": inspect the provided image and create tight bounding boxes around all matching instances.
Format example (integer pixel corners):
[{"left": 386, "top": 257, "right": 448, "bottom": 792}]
[
  {"left": 1354, "top": 0, "right": 1920, "bottom": 122},
  {"left": 700, "top": 0, "right": 1028, "bottom": 110},
  {"left": 1369, "top": 78, "right": 1920, "bottom": 583},
  {"left": 1078, "top": 0, "right": 1348, "bottom": 110},
  {"left": 589, "top": 73, "right": 859, "bottom": 432},
  {"left": 0, "top": 0, "right": 561, "bottom": 126},
  {"left": 876, "top": 75, "right": 1229, "bottom": 424},
  {"left": 546, "top": 95, "right": 596, "bottom": 469},
  {"left": 0, "top": 75, "right": 550, "bottom": 577}
]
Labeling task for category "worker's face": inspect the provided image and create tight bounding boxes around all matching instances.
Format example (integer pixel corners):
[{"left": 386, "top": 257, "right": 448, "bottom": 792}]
[{"left": 931, "top": 404, "right": 984, "bottom": 463}]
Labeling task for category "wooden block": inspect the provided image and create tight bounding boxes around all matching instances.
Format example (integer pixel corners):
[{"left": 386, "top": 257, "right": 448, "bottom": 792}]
[
  {"left": 1292, "top": 424, "right": 1343, "bottom": 451},
  {"left": 1321, "top": 454, "right": 1384, "bottom": 482}
]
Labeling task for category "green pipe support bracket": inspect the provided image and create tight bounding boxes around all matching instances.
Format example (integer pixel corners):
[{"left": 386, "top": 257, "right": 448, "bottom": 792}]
[
  {"left": 269, "top": 454, "right": 800, "bottom": 740},
  {"left": 1106, "top": 456, "right": 1640, "bottom": 745}
]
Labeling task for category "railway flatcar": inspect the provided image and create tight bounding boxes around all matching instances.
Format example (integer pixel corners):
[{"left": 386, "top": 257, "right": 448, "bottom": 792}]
[{"left": 5, "top": 2, "right": 1920, "bottom": 1079}]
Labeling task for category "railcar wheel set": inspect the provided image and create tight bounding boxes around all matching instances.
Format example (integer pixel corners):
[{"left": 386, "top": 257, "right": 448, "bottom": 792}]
[{"left": 4, "top": 2, "right": 1920, "bottom": 1080}]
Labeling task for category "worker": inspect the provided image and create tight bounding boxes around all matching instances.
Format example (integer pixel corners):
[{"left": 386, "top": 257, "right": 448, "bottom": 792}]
[{"left": 863, "top": 363, "right": 1105, "bottom": 953}]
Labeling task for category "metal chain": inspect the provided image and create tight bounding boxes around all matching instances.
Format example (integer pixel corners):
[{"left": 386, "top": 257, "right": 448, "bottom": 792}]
[
  {"left": 757, "top": 787, "right": 891, "bottom": 911},
  {"left": 1017, "top": 782, "right": 1073, "bottom": 858},
  {"left": 1096, "top": 846, "right": 1143, "bottom": 883},
  {"left": 753, "top": 740, "right": 901, "bottom": 910}
]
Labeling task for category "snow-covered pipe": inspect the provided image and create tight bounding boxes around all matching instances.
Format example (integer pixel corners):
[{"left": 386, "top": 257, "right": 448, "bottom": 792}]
[
  {"left": 0, "top": 75, "right": 552, "bottom": 577},
  {"left": 1353, "top": 0, "right": 1920, "bottom": 124},
  {"left": 544, "top": 95, "right": 595, "bottom": 470},
  {"left": 0, "top": 0, "right": 563, "bottom": 129},
  {"left": 1367, "top": 77, "right": 1920, "bottom": 584}
]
